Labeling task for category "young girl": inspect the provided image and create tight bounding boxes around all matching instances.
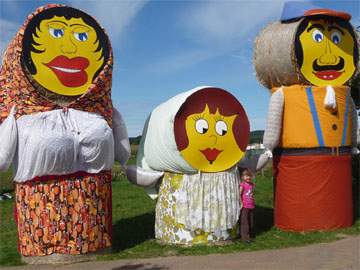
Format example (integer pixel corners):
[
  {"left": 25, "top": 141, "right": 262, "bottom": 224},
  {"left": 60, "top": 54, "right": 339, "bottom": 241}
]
[{"left": 239, "top": 168, "right": 255, "bottom": 243}]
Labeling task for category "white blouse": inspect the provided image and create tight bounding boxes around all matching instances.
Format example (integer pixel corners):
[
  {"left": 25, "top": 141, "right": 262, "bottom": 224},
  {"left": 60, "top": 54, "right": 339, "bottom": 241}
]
[{"left": 0, "top": 107, "right": 130, "bottom": 182}]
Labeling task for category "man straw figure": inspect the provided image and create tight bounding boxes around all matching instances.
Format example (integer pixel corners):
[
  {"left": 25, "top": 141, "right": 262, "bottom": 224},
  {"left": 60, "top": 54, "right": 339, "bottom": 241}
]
[{"left": 253, "top": 2, "right": 359, "bottom": 232}]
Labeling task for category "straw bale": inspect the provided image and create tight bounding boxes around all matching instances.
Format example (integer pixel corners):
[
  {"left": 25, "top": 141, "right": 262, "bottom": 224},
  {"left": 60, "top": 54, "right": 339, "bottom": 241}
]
[{"left": 253, "top": 21, "right": 305, "bottom": 89}]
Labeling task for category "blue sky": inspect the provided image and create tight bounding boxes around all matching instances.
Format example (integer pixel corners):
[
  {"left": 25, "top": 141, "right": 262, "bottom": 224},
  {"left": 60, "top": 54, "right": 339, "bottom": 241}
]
[{"left": 0, "top": 0, "right": 359, "bottom": 136}]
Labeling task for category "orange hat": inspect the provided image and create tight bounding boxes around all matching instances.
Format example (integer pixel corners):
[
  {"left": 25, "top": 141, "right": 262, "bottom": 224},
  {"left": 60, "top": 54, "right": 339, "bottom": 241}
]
[{"left": 281, "top": 2, "right": 351, "bottom": 22}]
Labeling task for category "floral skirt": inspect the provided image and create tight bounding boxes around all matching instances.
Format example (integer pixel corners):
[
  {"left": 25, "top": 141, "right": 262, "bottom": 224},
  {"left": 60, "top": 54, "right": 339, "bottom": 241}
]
[
  {"left": 155, "top": 172, "right": 238, "bottom": 245},
  {"left": 15, "top": 171, "right": 112, "bottom": 256}
]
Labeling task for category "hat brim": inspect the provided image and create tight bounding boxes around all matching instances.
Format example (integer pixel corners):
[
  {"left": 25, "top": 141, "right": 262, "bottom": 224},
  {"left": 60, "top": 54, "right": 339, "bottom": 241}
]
[{"left": 304, "top": 9, "right": 351, "bottom": 21}]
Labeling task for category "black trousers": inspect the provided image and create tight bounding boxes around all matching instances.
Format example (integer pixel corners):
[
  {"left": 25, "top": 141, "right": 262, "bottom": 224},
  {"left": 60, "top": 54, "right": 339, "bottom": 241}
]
[{"left": 240, "top": 208, "right": 254, "bottom": 241}]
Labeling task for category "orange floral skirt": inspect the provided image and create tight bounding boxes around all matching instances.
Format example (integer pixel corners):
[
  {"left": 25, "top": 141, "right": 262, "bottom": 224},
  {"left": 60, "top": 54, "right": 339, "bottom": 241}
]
[{"left": 15, "top": 171, "right": 112, "bottom": 256}]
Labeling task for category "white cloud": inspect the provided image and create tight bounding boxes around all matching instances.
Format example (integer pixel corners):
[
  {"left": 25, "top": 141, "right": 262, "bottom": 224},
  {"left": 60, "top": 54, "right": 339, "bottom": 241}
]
[
  {"left": 144, "top": 48, "right": 224, "bottom": 74},
  {"left": 0, "top": 18, "right": 20, "bottom": 58},
  {"left": 179, "top": 0, "right": 285, "bottom": 45},
  {"left": 0, "top": 0, "right": 147, "bottom": 60},
  {"left": 69, "top": 0, "right": 148, "bottom": 42},
  {"left": 148, "top": 0, "right": 289, "bottom": 73}
]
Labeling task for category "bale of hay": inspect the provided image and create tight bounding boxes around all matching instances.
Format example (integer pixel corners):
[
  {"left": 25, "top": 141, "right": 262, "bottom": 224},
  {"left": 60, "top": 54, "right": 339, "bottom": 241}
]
[
  {"left": 254, "top": 20, "right": 359, "bottom": 90},
  {"left": 21, "top": 248, "right": 110, "bottom": 265},
  {"left": 253, "top": 21, "right": 305, "bottom": 89}
]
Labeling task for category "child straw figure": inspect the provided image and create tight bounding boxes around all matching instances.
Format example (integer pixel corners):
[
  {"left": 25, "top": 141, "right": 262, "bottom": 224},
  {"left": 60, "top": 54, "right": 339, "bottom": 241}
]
[{"left": 239, "top": 168, "right": 255, "bottom": 243}]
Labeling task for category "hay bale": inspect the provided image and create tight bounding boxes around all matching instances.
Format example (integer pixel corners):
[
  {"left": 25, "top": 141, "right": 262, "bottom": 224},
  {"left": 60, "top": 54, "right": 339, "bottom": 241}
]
[
  {"left": 253, "top": 21, "right": 305, "bottom": 89},
  {"left": 21, "top": 248, "right": 111, "bottom": 265},
  {"left": 21, "top": 253, "right": 95, "bottom": 265},
  {"left": 254, "top": 20, "right": 360, "bottom": 90}
]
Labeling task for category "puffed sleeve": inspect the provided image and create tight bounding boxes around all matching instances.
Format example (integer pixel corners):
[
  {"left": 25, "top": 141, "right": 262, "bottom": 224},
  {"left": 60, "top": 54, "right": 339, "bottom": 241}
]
[
  {"left": 112, "top": 107, "right": 131, "bottom": 166},
  {"left": 263, "top": 88, "right": 284, "bottom": 151},
  {"left": 0, "top": 106, "right": 17, "bottom": 171}
]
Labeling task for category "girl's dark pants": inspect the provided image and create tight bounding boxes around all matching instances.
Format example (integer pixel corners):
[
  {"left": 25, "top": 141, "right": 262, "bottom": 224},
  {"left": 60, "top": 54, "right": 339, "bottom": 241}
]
[{"left": 240, "top": 208, "right": 254, "bottom": 241}]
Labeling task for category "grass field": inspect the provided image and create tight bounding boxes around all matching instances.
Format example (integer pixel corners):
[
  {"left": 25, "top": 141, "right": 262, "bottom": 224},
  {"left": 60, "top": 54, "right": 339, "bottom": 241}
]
[{"left": 0, "top": 165, "right": 359, "bottom": 267}]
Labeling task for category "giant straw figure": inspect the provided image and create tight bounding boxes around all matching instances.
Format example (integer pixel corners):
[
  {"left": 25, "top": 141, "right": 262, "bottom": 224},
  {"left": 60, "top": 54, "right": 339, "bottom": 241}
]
[
  {"left": 0, "top": 5, "right": 130, "bottom": 263},
  {"left": 254, "top": 2, "right": 359, "bottom": 231},
  {"left": 127, "top": 86, "right": 250, "bottom": 245}
]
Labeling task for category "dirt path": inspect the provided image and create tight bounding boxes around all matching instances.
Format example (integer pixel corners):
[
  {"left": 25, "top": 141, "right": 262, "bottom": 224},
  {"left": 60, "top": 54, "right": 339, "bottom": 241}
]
[{"left": 3, "top": 235, "right": 359, "bottom": 270}]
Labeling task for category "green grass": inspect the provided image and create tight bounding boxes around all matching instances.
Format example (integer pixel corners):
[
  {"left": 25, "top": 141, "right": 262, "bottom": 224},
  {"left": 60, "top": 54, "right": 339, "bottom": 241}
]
[
  {"left": 0, "top": 167, "right": 13, "bottom": 194},
  {"left": 0, "top": 196, "right": 22, "bottom": 266},
  {"left": 0, "top": 167, "right": 359, "bottom": 266},
  {"left": 99, "top": 171, "right": 360, "bottom": 261}
]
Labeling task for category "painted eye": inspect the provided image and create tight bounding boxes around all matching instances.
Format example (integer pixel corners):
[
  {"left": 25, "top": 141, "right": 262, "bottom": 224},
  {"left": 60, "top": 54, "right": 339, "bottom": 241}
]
[
  {"left": 49, "top": 28, "right": 64, "bottom": 38},
  {"left": 195, "top": 119, "right": 209, "bottom": 134},
  {"left": 312, "top": 29, "right": 323, "bottom": 43},
  {"left": 331, "top": 31, "right": 342, "bottom": 44},
  {"left": 215, "top": 120, "right": 227, "bottom": 136},
  {"left": 74, "top": 32, "right": 88, "bottom": 41}
]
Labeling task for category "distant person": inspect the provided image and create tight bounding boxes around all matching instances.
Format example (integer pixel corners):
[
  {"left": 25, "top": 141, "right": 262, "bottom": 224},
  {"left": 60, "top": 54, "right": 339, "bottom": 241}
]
[{"left": 239, "top": 168, "right": 255, "bottom": 243}]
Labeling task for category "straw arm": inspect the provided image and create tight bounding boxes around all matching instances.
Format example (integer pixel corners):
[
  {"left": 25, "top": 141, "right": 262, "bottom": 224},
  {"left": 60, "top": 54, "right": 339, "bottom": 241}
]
[
  {"left": 0, "top": 106, "right": 17, "bottom": 171},
  {"left": 112, "top": 107, "right": 131, "bottom": 166},
  {"left": 263, "top": 88, "right": 284, "bottom": 151},
  {"left": 350, "top": 98, "right": 359, "bottom": 154},
  {"left": 125, "top": 165, "right": 164, "bottom": 187}
]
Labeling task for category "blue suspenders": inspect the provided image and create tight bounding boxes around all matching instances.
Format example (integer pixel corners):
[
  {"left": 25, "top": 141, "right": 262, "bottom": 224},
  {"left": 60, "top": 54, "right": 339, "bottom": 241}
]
[
  {"left": 305, "top": 87, "right": 349, "bottom": 147},
  {"left": 306, "top": 87, "right": 325, "bottom": 147},
  {"left": 341, "top": 92, "right": 349, "bottom": 146}
]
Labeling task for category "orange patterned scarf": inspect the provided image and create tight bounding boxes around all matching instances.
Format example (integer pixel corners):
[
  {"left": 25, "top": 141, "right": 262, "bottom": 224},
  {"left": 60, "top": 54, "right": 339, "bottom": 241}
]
[{"left": 0, "top": 4, "right": 113, "bottom": 126}]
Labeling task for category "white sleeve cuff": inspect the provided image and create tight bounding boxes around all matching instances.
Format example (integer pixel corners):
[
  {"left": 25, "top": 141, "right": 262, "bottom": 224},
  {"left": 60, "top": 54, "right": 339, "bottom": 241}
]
[
  {"left": 112, "top": 107, "right": 131, "bottom": 166},
  {"left": 0, "top": 106, "right": 17, "bottom": 171}
]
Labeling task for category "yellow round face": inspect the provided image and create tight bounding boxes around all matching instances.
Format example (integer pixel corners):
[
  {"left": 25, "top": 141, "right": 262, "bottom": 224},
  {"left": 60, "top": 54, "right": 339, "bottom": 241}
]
[
  {"left": 298, "top": 18, "right": 356, "bottom": 86},
  {"left": 29, "top": 16, "right": 104, "bottom": 96},
  {"left": 180, "top": 104, "right": 245, "bottom": 172}
]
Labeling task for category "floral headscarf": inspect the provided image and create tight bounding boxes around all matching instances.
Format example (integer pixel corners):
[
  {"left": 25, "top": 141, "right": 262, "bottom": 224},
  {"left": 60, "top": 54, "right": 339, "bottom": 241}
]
[{"left": 0, "top": 4, "right": 114, "bottom": 126}]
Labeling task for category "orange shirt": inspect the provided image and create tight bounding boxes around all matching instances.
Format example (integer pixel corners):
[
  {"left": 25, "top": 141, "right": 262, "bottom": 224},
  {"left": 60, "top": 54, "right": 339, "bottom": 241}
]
[{"left": 274, "top": 85, "right": 352, "bottom": 148}]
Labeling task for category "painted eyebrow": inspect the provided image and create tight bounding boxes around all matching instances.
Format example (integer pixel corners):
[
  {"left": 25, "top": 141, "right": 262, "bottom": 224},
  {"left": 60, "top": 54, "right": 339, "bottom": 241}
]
[
  {"left": 307, "top": 24, "right": 325, "bottom": 32},
  {"left": 328, "top": 25, "right": 344, "bottom": 35},
  {"left": 48, "top": 20, "right": 68, "bottom": 26},
  {"left": 70, "top": 23, "right": 89, "bottom": 27}
]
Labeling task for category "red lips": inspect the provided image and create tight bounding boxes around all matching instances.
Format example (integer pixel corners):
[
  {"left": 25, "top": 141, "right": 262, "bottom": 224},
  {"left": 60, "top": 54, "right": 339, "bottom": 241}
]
[
  {"left": 45, "top": 56, "right": 89, "bottom": 87},
  {"left": 200, "top": 148, "right": 223, "bottom": 164},
  {"left": 313, "top": 70, "right": 342, "bottom": 80}
]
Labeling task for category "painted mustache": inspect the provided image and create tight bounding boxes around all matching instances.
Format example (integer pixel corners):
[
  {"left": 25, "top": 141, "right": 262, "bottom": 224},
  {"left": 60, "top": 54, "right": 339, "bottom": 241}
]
[{"left": 312, "top": 57, "right": 344, "bottom": 72}]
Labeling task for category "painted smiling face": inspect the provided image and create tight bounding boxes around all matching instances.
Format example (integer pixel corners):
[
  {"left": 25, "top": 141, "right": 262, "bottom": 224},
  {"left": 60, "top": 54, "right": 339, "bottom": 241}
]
[
  {"left": 180, "top": 104, "right": 243, "bottom": 172},
  {"left": 174, "top": 88, "right": 250, "bottom": 173},
  {"left": 296, "top": 18, "right": 356, "bottom": 86},
  {"left": 22, "top": 7, "right": 109, "bottom": 96}
]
